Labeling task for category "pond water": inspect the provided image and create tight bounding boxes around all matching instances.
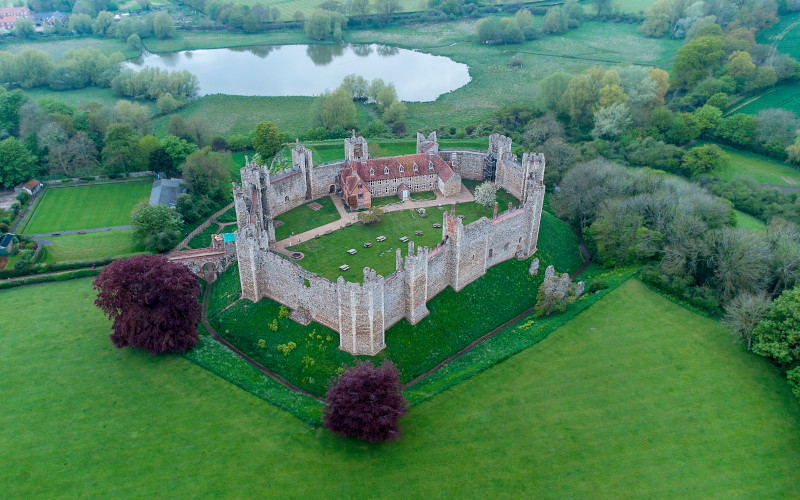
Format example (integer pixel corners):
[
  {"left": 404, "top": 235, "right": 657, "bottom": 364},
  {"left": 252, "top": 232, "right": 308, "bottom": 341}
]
[{"left": 125, "top": 44, "right": 471, "bottom": 102}]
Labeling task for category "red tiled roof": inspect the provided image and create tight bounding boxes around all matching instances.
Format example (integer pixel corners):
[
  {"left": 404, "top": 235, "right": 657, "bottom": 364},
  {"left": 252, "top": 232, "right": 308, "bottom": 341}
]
[
  {"left": 0, "top": 7, "right": 30, "bottom": 16},
  {"left": 22, "top": 179, "right": 40, "bottom": 190},
  {"left": 355, "top": 153, "right": 455, "bottom": 183},
  {"left": 340, "top": 167, "right": 364, "bottom": 196}
]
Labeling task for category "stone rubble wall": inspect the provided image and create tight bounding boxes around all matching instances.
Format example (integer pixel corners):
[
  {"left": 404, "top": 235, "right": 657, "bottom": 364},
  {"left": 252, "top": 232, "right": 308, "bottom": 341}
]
[{"left": 439, "top": 149, "right": 485, "bottom": 181}]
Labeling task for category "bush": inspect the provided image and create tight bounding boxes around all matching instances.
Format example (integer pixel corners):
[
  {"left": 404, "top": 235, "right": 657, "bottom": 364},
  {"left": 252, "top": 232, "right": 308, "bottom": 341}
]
[
  {"left": 323, "top": 360, "right": 407, "bottom": 442},
  {"left": 211, "top": 137, "right": 228, "bottom": 151},
  {"left": 588, "top": 279, "right": 609, "bottom": 293}
]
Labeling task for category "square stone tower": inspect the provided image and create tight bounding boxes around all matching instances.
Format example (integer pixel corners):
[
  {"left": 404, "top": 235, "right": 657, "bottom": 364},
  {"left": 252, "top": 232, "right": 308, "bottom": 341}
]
[{"left": 344, "top": 130, "right": 368, "bottom": 163}]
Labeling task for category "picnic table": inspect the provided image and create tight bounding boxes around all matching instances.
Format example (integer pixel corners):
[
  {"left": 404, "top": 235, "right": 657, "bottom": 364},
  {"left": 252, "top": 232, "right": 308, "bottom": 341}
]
[
  {"left": 399, "top": 236, "right": 409, "bottom": 243},
  {"left": 364, "top": 242, "right": 372, "bottom": 248},
  {"left": 376, "top": 235, "right": 386, "bottom": 242},
  {"left": 433, "top": 223, "right": 442, "bottom": 228},
  {"left": 414, "top": 230, "right": 423, "bottom": 236},
  {"left": 347, "top": 248, "right": 357, "bottom": 255},
  {"left": 339, "top": 264, "right": 350, "bottom": 271}
]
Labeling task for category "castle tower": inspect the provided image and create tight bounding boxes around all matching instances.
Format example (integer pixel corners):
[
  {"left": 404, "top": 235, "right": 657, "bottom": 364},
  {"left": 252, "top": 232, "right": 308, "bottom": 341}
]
[
  {"left": 521, "top": 153, "right": 546, "bottom": 257},
  {"left": 344, "top": 130, "right": 368, "bottom": 163},
  {"left": 403, "top": 241, "right": 430, "bottom": 324},
  {"left": 442, "top": 206, "right": 466, "bottom": 291},
  {"left": 291, "top": 139, "right": 314, "bottom": 199},
  {"left": 236, "top": 158, "right": 275, "bottom": 242},
  {"left": 337, "top": 268, "right": 386, "bottom": 355},
  {"left": 416, "top": 131, "right": 439, "bottom": 154}
]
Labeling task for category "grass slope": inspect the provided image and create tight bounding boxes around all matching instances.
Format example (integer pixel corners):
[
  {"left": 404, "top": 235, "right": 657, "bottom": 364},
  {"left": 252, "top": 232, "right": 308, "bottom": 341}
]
[
  {"left": 711, "top": 143, "right": 800, "bottom": 185},
  {"left": 41, "top": 229, "right": 147, "bottom": 263},
  {"left": 23, "top": 182, "right": 152, "bottom": 234},
  {"left": 3, "top": 278, "right": 800, "bottom": 497}
]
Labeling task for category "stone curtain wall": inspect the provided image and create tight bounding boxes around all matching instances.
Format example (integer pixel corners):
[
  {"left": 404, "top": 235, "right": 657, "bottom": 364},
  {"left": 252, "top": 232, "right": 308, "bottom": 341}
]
[
  {"left": 440, "top": 150, "right": 485, "bottom": 180},
  {"left": 235, "top": 202, "right": 537, "bottom": 355}
]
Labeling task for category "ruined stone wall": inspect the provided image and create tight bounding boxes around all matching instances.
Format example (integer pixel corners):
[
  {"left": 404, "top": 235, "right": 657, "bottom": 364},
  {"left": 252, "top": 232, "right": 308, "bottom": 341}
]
[
  {"left": 486, "top": 209, "right": 527, "bottom": 266},
  {"left": 337, "top": 270, "right": 385, "bottom": 355},
  {"left": 309, "top": 161, "right": 344, "bottom": 199},
  {"left": 383, "top": 272, "right": 407, "bottom": 328},
  {"left": 266, "top": 169, "right": 307, "bottom": 216},
  {"left": 453, "top": 216, "right": 490, "bottom": 291},
  {"left": 426, "top": 242, "right": 450, "bottom": 297},
  {"left": 496, "top": 157, "right": 525, "bottom": 200},
  {"left": 439, "top": 149, "right": 485, "bottom": 181}
]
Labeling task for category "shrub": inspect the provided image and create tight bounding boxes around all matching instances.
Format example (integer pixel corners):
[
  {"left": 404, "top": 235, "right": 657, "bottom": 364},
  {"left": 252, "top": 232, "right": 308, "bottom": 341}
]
[
  {"left": 257, "top": 339, "right": 266, "bottom": 349},
  {"left": 277, "top": 341, "right": 296, "bottom": 356},
  {"left": 268, "top": 318, "right": 279, "bottom": 332},
  {"left": 358, "top": 206, "right": 384, "bottom": 224},
  {"left": 787, "top": 366, "right": 800, "bottom": 401},
  {"left": 278, "top": 305, "right": 289, "bottom": 319},
  {"left": 588, "top": 279, "right": 609, "bottom": 293},
  {"left": 323, "top": 360, "right": 407, "bottom": 442}
]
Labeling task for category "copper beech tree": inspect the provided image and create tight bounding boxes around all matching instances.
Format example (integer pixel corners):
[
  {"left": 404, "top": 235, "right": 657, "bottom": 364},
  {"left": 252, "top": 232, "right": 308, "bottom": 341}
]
[
  {"left": 93, "top": 254, "right": 201, "bottom": 355},
  {"left": 323, "top": 360, "right": 407, "bottom": 442}
]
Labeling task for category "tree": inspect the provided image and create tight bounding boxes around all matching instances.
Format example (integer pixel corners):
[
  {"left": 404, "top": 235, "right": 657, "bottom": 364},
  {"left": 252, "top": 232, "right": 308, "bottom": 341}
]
[
  {"left": 671, "top": 35, "right": 725, "bottom": 90},
  {"left": 0, "top": 88, "right": 26, "bottom": 135},
  {"left": 382, "top": 100, "right": 406, "bottom": 123},
  {"left": 312, "top": 88, "right": 357, "bottom": 130},
  {"left": 374, "top": 0, "right": 400, "bottom": 24},
  {"left": 181, "top": 147, "right": 231, "bottom": 202},
  {"left": 474, "top": 181, "right": 498, "bottom": 207},
  {"left": 102, "top": 123, "right": 142, "bottom": 173},
  {"left": 162, "top": 135, "right": 198, "bottom": 169},
  {"left": 14, "top": 17, "right": 35, "bottom": 39},
  {"left": 375, "top": 83, "right": 398, "bottom": 112},
  {"left": 726, "top": 51, "right": 756, "bottom": 91},
  {"left": 130, "top": 203, "right": 183, "bottom": 252},
  {"left": 252, "top": 121, "right": 282, "bottom": 159},
  {"left": 0, "top": 137, "right": 36, "bottom": 188},
  {"left": 681, "top": 144, "right": 727, "bottom": 176},
  {"left": 92, "top": 11, "right": 115, "bottom": 37},
  {"left": 591, "top": 103, "right": 632, "bottom": 139},
  {"left": 339, "top": 74, "right": 368, "bottom": 100},
  {"left": 534, "top": 265, "right": 581, "bottom": 317},
  {"left": 351, "top": 0, "right": 370, "bottom": 23},
  {"left": 723, "top": 292, "right": 771, "bottom": 351},
  {"left": 323, "top": 360, "right": 407, "bottom": 442},
  {"left": 127, "top": 34, "right": 142, "bottom": 51},
  {"left": 542, "top": 7, "right": 564, "bottom": 34},
  {"left": 69, "top": 13, "right": 93, "bottom": 34},
  {"left": 148, "top": 146, "right": 174, "bottom": 175},
  {"left": 93, "top": 255, "right": 201, "bottom": 355},
  {"left": 357, "top": 206, "right": 383, "bottom": 224},
  {"left": 752, "top": 285, "right": 800, "bottom": 368},
  {"left": 152, "top": 12, "right": 175, "bottom": 39},
  {"left": 538, "top": 73, "right": 571, "bottom": 112}
]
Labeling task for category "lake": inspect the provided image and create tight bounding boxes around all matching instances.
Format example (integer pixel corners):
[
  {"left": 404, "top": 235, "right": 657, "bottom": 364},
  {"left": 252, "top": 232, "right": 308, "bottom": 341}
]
[{"left": 125, "top": 44, "right": 471, "bottom": 102}]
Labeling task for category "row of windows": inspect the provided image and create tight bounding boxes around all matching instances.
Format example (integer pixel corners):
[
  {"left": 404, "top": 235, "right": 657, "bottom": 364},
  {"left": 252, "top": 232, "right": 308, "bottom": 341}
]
[
  {"left": 369, "top": 161, "right": 435, "bottom": 177},
  {"left": 371, "top": 182, "right": 435, "bottom": 196},
  {"left": 368, "top": 174, "right": 436, "bottom": 187}
]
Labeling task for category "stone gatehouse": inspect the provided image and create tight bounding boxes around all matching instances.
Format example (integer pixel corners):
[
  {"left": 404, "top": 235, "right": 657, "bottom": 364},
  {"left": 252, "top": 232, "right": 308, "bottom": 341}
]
[{"left": 233, "top": 132, "right": 546, "bottom": 355}]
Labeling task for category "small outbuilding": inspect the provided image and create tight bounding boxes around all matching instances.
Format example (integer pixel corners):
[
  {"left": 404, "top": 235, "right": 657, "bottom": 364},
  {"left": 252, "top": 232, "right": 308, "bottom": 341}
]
[
  {"left": 149, "top": 179, "right": 187, "bottom": 208},
  {"left": 0, "top": 233, "right": 14, "bottom": 257},
  {"left": 14, "top": 179, "right": 43, "bottom": 196}
]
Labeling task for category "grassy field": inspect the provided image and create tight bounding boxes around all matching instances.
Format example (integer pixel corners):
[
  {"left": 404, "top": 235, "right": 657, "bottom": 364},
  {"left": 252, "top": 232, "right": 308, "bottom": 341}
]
[
  {"left": 734, "top": 209, "right": 766, "bottom": 231},
  {"left": 730, "top": 83, "right": 800, "bottom": 116},
  {"left": 613, "top": 0, "right": 658, "bottom": 13},
  {"left": 3, "top": 277, "right": 800, "bottom": 497},
  {"left": 3, "top": 36, "right": 139, "bottom": 60},
  {"left": 41, "top": 229, "right": 146, "bottom": 263},
  {"left": 697, "top": 142, "right": 800, "bottom": 185},
  {"left": 288, "top": 197, "right": 521, "bottom": 282},
  {"left": 274, "top": 196, "right": 341, "bottom": 241},
  {"left": 22, "top": 182, "right": 152, "bottom": 234},
  {"left": 188, "top": 223, "right": 225, "bottom": 249}
]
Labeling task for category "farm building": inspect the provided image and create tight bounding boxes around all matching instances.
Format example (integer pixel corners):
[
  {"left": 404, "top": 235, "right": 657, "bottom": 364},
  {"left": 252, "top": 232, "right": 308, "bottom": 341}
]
[{"left": 14, "top": 180, "right": 42, "bottom": 196}]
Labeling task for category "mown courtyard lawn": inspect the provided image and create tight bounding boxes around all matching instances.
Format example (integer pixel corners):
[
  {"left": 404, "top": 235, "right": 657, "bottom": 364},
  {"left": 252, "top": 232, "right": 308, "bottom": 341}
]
[
  {"left": 274, "top": 196, "right": 341, "bottom": 241},
  {"left": 41, "top": 229, "right": 147, "bottom": 263},
  {"left": 23, "top": 182, "right": 152, "bottom": 234},
  {"left": 2, "top": 278, "right": 799, "bottom": 497},
  {"left": 287, "top": 196, "right": 521, "bottom": 282}
]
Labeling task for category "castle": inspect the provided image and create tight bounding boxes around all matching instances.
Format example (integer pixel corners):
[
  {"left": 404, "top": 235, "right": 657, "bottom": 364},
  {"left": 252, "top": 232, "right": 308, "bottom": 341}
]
[{"left": 232, "top": 132, "right": 546, "bottom": 355}]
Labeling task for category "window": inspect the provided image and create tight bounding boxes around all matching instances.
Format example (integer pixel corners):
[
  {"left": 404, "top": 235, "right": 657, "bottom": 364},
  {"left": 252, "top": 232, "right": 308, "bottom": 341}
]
[
  {"left": 358, "top": 193, "right": 363, "bottom": 198},
  {"left": 413, "top": 162, "right": 418, "bottom": 172},
  {"left": 399, "top": 165, "right": 404, "bottom": 173},
  {"left": 358, "top": 184, "right": 362, "bottom": 188},
  {"left": 428, "top": 161, "right": 434, "bottom": 171},
  {"left": 369, "top": 168, "right": 374, "bottom": 177},
  {"left": 384, "top": 167, "right": 389, "bottom": 174},
  {"left": 489, "top": 249, "right": 493, "bottom": 258},
  {"left": 284, "top": 196, "right": 289, "bottom": 202}
]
